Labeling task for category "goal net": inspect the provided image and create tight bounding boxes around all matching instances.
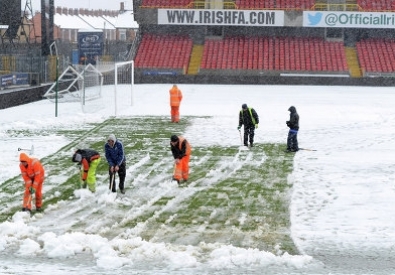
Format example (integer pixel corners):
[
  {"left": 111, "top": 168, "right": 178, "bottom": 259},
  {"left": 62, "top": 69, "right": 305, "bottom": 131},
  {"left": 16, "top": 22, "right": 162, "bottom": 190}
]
[
  {"left": 43, "top": 61, "right": 134, "bottom": 115},
  {"left": 43, "top": 64, "right": 103, "bottom": 113}
]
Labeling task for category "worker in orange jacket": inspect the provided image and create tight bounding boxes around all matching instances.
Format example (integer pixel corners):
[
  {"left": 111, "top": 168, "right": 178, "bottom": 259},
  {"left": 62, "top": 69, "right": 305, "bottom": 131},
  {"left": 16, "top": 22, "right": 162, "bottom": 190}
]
[
  {"left": 169, "top": 84, "right": 183, "bottom": 123},
  {"left": 170, "top": 135, "right": 191, "bottom": 184},
  {"left": 19, "top": 152, "right": 45, "bottom": 212}
]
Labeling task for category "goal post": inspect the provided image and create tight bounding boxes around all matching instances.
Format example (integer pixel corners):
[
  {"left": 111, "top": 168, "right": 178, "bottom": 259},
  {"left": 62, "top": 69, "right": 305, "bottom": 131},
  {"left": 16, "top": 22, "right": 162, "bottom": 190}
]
[{"left": 114, "top": 60, "right": 134, "bottom": 116}]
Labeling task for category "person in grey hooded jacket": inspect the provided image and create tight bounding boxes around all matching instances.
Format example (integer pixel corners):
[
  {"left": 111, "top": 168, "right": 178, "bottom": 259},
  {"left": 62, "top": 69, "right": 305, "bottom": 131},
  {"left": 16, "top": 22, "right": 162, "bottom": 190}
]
[
  {"left": 286, "top": 106, "right": 299, "bottom": 152},
  {"left": 105, "top": 134, "right": 126, "bottom": 193}
]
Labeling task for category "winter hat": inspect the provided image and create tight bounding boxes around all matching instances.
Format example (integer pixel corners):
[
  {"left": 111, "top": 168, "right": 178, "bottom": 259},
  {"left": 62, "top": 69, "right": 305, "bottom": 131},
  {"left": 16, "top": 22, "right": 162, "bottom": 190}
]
[
  {"left": 242, "top": 103, "right": 248, "bottom": 109},
  {"left": 19, "top": 152, "right": 29, "bottom": 162},
  {"left": 108, "top": 134, "right": 116, "bottom": 142},
  {"left": 170, "top": 135, "right": 179, "bottom": 142}
]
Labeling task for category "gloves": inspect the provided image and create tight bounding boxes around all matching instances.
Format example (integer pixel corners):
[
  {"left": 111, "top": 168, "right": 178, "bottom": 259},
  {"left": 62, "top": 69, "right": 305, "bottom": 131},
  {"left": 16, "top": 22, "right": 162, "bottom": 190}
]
[
  {"left": 286, "top": 121, "right": 290, "bottom": 127},
  {"left": 29, "top": 187, "right": 36, "bottom": 194},
  {"left": 255, "top": 124, "right": 258, "bottom": 129},
  {"left": 237, "top": 126, "right": 241, "bottom": 130}
]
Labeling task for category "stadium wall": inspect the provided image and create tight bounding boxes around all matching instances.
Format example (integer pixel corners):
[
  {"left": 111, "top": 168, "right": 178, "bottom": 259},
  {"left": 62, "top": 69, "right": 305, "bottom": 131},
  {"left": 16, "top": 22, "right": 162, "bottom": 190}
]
[
  {"left": 134, "top": 74, "right": 395, "bottom": 86},
  {"left": 0, "top": 85, "right": 51, "bottom": 110}
]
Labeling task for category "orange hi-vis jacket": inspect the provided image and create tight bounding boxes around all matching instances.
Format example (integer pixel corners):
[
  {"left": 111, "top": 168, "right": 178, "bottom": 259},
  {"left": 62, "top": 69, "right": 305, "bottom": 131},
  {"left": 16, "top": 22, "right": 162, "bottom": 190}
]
[
  {"left": 178, "top": 136, "right": 191, "bottom": 156},
  {"left": 169, "top": 85, "right": 183, "bottom": 107},
  {"left": 19, "top": 152, "right": 45, "bottom": 189}
]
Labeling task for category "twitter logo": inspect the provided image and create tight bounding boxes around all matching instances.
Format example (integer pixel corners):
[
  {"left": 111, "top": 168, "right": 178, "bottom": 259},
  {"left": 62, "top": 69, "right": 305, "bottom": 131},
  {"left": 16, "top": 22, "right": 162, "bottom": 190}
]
[{"left": 308, "top": 13, "right": 323, "bottom": 26}]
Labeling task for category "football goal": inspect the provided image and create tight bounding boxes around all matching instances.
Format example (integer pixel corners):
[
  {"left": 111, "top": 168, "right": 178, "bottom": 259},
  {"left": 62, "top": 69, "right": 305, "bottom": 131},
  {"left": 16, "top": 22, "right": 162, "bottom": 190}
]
[
  {"left": 43, "top": 60, "right": 134, "bottom": 115},
  {"left": 43, "top": 63, "right": 103, "bottom": 113}
]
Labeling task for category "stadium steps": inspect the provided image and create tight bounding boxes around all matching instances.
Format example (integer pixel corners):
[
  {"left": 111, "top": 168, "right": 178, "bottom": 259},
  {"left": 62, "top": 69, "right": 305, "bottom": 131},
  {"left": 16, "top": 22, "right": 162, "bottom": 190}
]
[
  {"left": 186, "top": 45, "right": 204, "bottom": 75},
  {"left": 345, "top": 47, "right": 362, "bottom": 78}
]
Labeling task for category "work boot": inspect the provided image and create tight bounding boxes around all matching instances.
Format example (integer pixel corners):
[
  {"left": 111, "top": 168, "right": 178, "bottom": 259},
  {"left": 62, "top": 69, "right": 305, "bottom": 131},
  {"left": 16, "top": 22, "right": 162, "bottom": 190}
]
[
  {"left": 172, "top": 177, "right": 180, "bottom": 184},
  {"left": 120, "top": 189, "right": 126, "bottom": 194},
  {"left": 36, "top": 207, "right": 42, "bottom": 212}
]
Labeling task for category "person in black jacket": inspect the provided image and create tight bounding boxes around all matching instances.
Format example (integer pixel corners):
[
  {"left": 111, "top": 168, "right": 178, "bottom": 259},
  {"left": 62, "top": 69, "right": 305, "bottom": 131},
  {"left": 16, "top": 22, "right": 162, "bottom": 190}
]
[
  {"left": 72, "top": 149, "right": 101, "bottom": 192},
  {"left": 170, "top": 135, "right": 192, "bottom": 184},
  {"left": 238, "top": 103, "right": 259, "bottom": 147},
  {"left": 286, "top": 106, "right": 299, "bottom": 152}
]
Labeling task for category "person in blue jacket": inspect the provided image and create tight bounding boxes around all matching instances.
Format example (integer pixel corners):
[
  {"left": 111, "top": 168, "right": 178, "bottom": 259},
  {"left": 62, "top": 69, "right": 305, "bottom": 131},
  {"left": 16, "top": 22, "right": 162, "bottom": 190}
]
[{"left": 105, "top": 134, "right": 126, "bottom": 193}]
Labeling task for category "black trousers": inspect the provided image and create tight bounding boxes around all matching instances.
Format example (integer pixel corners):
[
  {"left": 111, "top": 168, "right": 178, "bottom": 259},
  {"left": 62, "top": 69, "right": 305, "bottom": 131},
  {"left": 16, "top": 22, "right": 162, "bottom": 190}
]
[
  {"left": 109, "top": 161, "right": 126, "bottom": 192},
  {"left": 243, "top": 125, "right": 255, "bottom": 146},
  {"left": 287, "top": 129, "right": 299, "bottom": 150}
]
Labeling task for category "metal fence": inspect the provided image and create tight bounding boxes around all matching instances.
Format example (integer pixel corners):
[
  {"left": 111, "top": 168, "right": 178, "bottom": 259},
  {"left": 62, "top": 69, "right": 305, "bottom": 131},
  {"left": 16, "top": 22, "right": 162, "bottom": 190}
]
[
  {"left": 0, "top": 40, "right": 135, "bottom": 85},
  {"left": 0, "top": 54, "right": 71, "bottom": 84}
]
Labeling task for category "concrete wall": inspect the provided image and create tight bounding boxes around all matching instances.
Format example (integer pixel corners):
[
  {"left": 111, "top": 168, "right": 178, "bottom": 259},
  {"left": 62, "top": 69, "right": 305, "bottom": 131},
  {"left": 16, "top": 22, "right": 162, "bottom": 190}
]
[
  {"left": 0, "top": 85, "right": 51, "bottom": 110},
  {"left": 134, "top": 73, "right": 395, "bottom": 87}
]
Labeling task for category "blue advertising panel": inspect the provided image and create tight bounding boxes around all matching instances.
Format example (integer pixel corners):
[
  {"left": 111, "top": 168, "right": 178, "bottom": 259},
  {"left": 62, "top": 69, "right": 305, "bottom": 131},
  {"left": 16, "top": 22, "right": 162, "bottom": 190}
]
[
  {"left": 0, "top": 73, "right": 29, "bottom": 88},
  {"left": 78, "top": 31, "right": 103, "bottom": 65},
  {"left": 72, "top": 49, "right": 79, "bottom": 65}
]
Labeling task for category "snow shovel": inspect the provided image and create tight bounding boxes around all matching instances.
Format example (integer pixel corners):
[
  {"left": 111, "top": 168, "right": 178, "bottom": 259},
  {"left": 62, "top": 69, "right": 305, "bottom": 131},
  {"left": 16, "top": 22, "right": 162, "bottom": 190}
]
[
  {"left": 18, "top": 145, "right": 34, "bottom": 155},
  {"left": 109, "top": 171, "right": 116, "bottom": 192}
]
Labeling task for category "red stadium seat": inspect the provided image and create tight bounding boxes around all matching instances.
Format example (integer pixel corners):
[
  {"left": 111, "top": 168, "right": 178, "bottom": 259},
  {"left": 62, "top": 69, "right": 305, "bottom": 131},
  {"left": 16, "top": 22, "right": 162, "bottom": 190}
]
[{"left": 135, "top": 34, "right": 193, "bottom": 70}]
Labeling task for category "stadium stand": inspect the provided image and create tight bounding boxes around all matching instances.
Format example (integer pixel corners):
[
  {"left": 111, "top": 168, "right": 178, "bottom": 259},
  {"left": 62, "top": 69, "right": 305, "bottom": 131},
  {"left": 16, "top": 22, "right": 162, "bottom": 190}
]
[
  {"left": 357, "top": 0, "right": 394, "bottom": 11},
  {"left": 199, "top": 36, "right": 347, "bottom": 73},
  {"left": 141, "top": 0, "right": 192, "bottom": 8},
  {"left": 134, "top": 34, "right": 193, "bottom": 72},
  {"left": 235, "top": 0, "right": 315, "bottom": 10},
  {"left": 132, "top": 0, "right": 395, "bottom": 85},
  {"left": 356, "top": 39, "right": 395, "bottom": 75}
]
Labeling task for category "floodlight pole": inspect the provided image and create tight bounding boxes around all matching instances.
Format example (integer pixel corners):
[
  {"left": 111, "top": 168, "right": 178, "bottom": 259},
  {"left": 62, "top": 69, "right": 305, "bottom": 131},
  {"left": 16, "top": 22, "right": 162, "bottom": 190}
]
[{"left": 50, "top": 41, "right": 59, "bottom": 117}]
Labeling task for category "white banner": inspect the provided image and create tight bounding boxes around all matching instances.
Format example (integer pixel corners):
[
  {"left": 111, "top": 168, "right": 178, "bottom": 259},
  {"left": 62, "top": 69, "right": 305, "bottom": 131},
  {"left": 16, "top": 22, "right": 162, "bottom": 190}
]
[
  {"left": 158, "top": 9, "right": 284, "bottom": 26},
  {"left": 304, "top": 11, "right": 395, "bottom": 28}
]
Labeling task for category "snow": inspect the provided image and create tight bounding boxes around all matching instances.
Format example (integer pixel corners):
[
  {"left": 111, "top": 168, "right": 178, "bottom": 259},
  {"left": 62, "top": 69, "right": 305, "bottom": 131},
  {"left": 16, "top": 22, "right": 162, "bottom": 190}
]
[{"left": 1, "top": 83, "right": 395, "bottom": 274}]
